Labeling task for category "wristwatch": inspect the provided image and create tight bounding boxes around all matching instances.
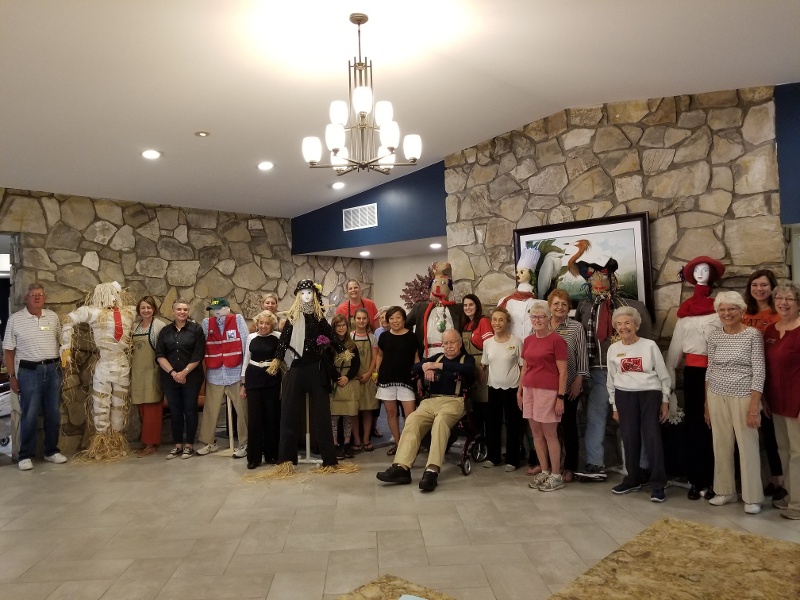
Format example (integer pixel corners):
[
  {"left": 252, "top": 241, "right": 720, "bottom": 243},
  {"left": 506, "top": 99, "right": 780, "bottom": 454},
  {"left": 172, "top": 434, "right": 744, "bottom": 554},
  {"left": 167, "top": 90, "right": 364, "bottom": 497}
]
[{"left": 557, "top": 393, "right": 566, "bottom": 400}]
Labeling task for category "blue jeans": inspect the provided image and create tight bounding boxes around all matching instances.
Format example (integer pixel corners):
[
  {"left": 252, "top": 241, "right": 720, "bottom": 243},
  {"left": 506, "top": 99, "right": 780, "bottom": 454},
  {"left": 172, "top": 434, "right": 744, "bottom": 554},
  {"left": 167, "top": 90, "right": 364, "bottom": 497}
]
[
  {"left": 18, "top": 363, "right": 63, "bottom": 460},
  {"left": 164, "top": 384, "right": 201, "bottom": 445},
  {"left": 585, "top": 369, "right": 609, "bottom": 466}
]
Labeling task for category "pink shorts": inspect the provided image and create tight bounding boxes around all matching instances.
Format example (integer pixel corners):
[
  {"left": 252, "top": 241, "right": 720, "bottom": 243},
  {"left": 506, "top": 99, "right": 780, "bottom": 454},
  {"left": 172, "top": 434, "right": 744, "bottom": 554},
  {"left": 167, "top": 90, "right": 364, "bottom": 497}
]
[{"left": 522, "top": 387, "right": 560, "bottom": 423}]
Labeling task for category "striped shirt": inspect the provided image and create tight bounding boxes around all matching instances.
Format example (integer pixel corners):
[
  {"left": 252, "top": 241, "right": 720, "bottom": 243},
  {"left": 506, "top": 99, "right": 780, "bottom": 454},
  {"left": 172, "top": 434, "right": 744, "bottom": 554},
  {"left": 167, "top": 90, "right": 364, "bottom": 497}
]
[
  {"left": 3, "top": 307, "right": 62, "bottom": 361},
  {"left": 553, "top": 317, "right": 590, "bottom": 389}
]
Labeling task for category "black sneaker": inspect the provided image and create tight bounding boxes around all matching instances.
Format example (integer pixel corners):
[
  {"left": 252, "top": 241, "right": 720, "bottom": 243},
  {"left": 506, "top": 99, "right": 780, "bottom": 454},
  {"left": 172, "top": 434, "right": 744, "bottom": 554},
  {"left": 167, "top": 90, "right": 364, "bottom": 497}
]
[
  {"left": 612, "top": 482, "right": 642, "bottom": 495},
  {"left": 336, "top": 445, "right": 346, "bottom": 459},
  {"left": 575, "top": 464, "right": 607, "bottom": 481},
  {"left": 687, "top": 486, "right": 701, "bottom": 500},
  {"left": 376, "top": 465, "right": 412, "bottom": 485},
  {"left": 344, "top": 444, "right": 355, "bottom": 459},
  {"left": 419, "top": 470, "right": 438, "bottom": 492},
  {"left": 773, "top": 486, "right": 788, "bottom": 502},
  {"left": 650, "top": 488, "right": 666, "bottom": 503}
]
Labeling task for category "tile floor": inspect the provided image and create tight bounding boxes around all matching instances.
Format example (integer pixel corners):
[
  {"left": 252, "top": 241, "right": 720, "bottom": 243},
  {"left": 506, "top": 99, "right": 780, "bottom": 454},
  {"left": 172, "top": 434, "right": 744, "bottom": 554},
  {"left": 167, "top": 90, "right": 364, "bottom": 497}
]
[{"left": 0, "top": 444, "right": 798, "bottom": 600}]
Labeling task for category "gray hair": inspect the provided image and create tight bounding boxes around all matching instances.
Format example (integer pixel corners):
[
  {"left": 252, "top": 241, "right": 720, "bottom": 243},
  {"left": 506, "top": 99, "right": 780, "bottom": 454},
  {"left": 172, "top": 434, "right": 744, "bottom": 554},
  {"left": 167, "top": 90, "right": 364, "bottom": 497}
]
[
  {"left": 773, "top": 283, "right": 800, "bottom": 303},
  {"left": 528, "top": 300, "right": 551, "bottom": 318},
  {"left": 612, "top": 306, "right": 642, "bottom": 328},
  {"left": 26, "top": 282, "right": 45, "bottom": 293},
  {"left": 714, "top": 291, "right": 747, "bottom": 312}
]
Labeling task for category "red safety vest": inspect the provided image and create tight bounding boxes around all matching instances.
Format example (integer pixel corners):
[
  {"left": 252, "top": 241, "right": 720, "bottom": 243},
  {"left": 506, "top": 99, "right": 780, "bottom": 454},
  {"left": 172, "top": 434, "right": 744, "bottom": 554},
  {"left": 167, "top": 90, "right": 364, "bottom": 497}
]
[{"left": 205, "top": 314, "right": 243, "bottom": 369}]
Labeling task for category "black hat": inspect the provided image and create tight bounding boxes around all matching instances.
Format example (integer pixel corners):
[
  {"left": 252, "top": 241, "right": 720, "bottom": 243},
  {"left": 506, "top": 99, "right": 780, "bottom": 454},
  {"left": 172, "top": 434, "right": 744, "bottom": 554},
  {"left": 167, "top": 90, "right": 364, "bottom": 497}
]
[
  {"left": 577, "top": 257, "right": 618, "bottom": 281},
  {"left": 294, "top": 279, "right": 320, "bottom": 296}
]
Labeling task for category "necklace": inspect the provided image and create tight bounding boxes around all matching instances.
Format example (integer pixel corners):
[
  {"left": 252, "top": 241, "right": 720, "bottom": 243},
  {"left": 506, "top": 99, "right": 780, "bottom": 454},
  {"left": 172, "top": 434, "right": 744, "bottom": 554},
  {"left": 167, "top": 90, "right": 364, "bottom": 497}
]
[{"left": 436, "top": 305, "right": 447, "bottom": 333}]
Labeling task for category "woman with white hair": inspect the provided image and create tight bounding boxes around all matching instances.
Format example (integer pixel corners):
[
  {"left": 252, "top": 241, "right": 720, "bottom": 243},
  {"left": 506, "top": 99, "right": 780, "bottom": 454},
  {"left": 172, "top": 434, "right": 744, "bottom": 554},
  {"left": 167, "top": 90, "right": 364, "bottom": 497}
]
[
  {"left": 606, "top": 306, "right": 671, "bottom": 502},
  {"left": 519, "top": 300, "right": 568, "bottom": 491},
  {"left": 705, "top": 290, "right": 765, "bottom": 514}
]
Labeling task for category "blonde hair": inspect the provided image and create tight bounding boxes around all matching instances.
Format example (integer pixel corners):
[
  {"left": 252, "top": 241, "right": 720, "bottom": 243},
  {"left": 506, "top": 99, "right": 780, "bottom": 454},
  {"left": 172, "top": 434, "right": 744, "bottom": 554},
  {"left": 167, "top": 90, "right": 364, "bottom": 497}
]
[
  {"left": 253, "top": 310, "right": 278, "bottom": 330},
  {"left": 286, "top": 287, "right": 324, "bottom": 323}
]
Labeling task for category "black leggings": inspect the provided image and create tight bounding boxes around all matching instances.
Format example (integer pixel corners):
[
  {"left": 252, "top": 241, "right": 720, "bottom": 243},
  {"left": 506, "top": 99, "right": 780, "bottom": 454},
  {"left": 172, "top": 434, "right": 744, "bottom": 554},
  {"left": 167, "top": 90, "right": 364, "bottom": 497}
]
[{"left": 486, "top": 386, "right": 523, "bottom": 466}]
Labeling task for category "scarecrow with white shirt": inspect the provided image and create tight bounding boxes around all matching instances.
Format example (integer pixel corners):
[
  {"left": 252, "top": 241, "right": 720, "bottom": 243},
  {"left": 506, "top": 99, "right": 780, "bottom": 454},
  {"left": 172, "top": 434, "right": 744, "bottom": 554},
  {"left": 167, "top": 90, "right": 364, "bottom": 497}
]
[
  {"left": 497, "top": 248, "right": 541, "bottom": 340},
  {"left": 666, "top": 256, "right": 724, "bottom": 500},
  {"left": 61, "top": 281, "right": 136, "bottom": 460}
]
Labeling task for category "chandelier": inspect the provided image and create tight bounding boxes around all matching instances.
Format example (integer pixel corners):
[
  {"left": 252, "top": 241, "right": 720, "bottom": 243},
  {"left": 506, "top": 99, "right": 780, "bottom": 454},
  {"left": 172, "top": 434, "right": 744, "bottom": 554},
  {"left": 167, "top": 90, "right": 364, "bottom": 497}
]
[{"left": 301, "top": 13, "right": 422, "bottom": 176}]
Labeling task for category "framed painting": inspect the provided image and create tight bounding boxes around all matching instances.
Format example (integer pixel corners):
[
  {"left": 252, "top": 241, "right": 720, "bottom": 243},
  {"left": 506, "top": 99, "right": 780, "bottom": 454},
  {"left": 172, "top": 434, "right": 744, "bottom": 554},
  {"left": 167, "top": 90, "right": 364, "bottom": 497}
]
[{"left": 513, "top": 212, "right": 654, "bottom": 318}]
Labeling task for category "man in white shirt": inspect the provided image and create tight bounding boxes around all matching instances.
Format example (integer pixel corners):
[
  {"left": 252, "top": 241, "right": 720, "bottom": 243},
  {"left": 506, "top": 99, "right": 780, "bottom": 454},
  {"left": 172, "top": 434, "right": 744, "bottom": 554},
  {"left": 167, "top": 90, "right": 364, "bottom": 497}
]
[{"left": 3, "top": 283, "right": 67, "bottom": 471}]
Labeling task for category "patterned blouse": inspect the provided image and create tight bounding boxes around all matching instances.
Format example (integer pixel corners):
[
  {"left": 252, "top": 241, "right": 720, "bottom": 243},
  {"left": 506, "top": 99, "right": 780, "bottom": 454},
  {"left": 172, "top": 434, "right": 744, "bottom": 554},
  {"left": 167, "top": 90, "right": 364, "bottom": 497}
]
[
  {"left": 553, "top": 317, "right": 590, "bottom": 390},
  {"left": 706, "top": 327, "right": 765, "bottom": 396}
]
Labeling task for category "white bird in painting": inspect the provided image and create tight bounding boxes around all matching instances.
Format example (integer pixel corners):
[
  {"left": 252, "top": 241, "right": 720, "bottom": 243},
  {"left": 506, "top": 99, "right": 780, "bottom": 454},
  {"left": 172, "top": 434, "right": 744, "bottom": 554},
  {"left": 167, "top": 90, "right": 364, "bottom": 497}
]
[{"left": 536, "top": 239, "right": 592, "bottom": 299}]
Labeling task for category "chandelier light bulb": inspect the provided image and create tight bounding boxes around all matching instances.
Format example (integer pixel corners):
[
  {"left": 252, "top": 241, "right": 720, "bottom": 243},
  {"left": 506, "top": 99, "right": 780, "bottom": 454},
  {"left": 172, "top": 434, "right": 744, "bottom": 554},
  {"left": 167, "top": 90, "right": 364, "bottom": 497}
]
[
  {"left": 302, "top": 137, "right": 322, "bottom": 164},
  {"left": 403, "top": 134, "right": 422, "bottom": 162},
  {"left": 352, "top": 86, "right": 373, "bottom": 115},
  {"left": 325, "top": 123, "right": 345, "bottom": 152},
  {"left": 374, "top": 101, "right": 393, "bottom": 127},
  {"left": 330, "top": 101, "right": 348, "bottom": 126},
  {"left": 379, "top": 120, "right": 400, "bottom": 150}
]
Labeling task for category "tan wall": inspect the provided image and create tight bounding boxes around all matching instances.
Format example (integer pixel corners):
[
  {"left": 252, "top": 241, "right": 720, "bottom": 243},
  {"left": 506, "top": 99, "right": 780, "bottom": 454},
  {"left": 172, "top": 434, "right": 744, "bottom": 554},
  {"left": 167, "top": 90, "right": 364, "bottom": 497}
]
[{"left": 444, "top": 87, "right": 786, "bottom": 341}]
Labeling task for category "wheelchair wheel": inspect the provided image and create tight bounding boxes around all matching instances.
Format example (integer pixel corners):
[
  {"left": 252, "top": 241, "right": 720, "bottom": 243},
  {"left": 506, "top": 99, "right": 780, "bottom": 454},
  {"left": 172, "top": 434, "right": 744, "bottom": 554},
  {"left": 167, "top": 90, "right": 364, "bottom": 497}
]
[
  {"left": 0, "top": 437, "right": 8, "bottom": 447},
  {"left": 460, "top": 458, "right": 471, "bottom": 475},
  {"left": 470, "top": 440, "right": 488, "bottom": 462}
]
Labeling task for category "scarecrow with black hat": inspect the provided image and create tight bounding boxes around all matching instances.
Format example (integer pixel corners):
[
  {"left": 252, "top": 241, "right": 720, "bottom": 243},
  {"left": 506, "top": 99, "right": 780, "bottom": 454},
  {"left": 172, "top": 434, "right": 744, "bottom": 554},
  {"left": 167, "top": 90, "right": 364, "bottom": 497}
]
[
  {"left": 573, "top": 255, "right": 654, "bottom": 482},
  {"left": 197, "top": 297, "right": 250, "bottom": 458},
  {"left": 666, "top": 256, "right": 725, "bottom": 500},
  {"left": 406, "top": 261, "right": 464, "bottom": 359},
  {"left": 267, "top": 279, "right": 350, "bottom": 467}
]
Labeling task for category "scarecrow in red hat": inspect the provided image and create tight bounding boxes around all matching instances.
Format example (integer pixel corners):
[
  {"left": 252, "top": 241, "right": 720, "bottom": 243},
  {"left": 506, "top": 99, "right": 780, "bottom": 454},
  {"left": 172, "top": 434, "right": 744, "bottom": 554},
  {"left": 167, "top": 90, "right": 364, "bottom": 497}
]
[{"left": 666, "top": 256, "right": 725, "bottom": 501}]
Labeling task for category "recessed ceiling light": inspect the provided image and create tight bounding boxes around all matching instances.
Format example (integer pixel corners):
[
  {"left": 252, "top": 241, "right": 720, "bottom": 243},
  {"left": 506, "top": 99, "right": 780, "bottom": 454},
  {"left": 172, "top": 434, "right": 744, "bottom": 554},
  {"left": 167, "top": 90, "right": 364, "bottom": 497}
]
[
  {"left": 359, "top": 251, "right": 371, "bottom": 257},
  {"left": 430, "top": 243, "right": 442, "bottom": 249},
  {"left": 194, "top": 131, "right": 210, "bottom": 137},
  {"left": 331, "top": 182, "right": 345, "bottom": 190},
  {"left": 257, "top": 161, "right": 274, "bottom": 171},
  {"left": 141, "top": 149, "right": 161, "bottom": 159}
]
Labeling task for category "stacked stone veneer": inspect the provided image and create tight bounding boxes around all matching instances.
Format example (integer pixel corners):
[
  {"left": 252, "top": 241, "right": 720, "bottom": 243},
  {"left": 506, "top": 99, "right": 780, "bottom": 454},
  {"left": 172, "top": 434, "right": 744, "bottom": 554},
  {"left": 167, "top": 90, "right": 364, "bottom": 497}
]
[
  {"left": 445, "top": 87, "right": 786, "bottom": 341},
  {"left": 0, "top": 190, "right": 372, "bottom": 319}
]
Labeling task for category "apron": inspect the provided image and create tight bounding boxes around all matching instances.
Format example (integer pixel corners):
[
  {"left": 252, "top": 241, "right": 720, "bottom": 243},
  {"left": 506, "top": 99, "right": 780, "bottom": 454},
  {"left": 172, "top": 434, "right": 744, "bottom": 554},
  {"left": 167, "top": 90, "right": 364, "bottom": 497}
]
[
  {"left": 130, "top": 326, "right": 162, "bottom": 405},
  {"left": 353, "top": 336, "right": 378, "bottom": 411},
  {"left": 330, "top": 350, "right": 360, "bottom": 416},
  {"left": 462, "top": 328, "right": 488, "bottom": 404}
]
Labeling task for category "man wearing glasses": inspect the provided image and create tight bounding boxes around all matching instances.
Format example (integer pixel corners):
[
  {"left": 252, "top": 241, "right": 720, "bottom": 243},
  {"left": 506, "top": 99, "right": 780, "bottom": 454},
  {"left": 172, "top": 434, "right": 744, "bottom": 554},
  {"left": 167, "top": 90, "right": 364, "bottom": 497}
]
[{"left": 3, "top": 283, "right": 66, "bottom": 471}]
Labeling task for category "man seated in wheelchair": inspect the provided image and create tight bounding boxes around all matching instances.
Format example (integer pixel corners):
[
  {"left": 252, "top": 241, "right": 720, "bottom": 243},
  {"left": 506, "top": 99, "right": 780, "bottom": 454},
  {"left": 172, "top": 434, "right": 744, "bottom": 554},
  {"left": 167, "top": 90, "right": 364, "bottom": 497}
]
[{"left": 376, "top": 329, "right": 475, "bottom": 492}]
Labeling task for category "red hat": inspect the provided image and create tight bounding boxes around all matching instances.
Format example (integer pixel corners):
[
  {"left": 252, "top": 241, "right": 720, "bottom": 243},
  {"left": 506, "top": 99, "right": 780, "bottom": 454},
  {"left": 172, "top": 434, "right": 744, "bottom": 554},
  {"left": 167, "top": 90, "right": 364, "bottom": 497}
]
[{"left": 683, "top": 256, "right": 725, "bottom": 285}]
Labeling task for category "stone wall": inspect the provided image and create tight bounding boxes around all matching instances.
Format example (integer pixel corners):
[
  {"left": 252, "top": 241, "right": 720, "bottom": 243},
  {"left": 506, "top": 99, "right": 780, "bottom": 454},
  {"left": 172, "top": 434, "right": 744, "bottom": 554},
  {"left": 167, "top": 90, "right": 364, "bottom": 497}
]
[
  {"left": 0, "top": 189, "right": 372, "bottom": 320},
  {"left": 444, "top": 87, "right": 786, "bottom": 341}
]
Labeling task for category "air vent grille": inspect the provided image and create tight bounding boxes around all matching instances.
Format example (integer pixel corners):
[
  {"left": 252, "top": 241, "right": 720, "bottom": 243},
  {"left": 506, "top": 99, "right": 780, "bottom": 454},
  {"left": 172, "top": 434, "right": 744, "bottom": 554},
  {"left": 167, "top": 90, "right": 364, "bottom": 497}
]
[{"left": 342, "top": 203, "right": 378, "bottom": 231}]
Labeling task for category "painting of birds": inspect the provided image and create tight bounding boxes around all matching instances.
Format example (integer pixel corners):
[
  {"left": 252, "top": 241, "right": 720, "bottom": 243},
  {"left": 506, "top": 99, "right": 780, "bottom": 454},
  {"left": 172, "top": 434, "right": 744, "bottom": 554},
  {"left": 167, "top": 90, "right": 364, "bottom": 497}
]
[{"left": 533, "top": 239, "right": 591, "bottom": 299}]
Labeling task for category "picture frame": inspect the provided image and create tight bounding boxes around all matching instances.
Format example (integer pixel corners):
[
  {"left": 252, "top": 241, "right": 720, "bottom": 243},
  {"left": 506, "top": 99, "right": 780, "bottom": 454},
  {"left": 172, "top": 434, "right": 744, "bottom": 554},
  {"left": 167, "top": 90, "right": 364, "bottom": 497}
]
[{"left": 513, "top": 212, "right": 654, "bottom": 319}]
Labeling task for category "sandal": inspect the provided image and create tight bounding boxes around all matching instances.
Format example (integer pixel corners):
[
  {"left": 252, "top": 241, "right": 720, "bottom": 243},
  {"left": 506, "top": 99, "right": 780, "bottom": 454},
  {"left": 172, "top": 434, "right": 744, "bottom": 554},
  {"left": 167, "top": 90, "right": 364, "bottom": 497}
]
[
  {"left": 387, "top": 444, "right": 398, "bottom": 456},
  {"left": 363, "top": 443, "right": 375, "bottom": 452},
  {"left": 525, "top": 465, "right": 542, "bottom": 476},
  {"left": 352, "top": 444, "right": 364, "bottom": 453}
]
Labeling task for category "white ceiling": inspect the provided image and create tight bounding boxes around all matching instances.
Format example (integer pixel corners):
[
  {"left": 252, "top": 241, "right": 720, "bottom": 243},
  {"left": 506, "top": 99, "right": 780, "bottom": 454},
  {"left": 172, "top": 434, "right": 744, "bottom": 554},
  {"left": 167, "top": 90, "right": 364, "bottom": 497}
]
[{"left": 1, "top": 1, "right": 799, "bottom": 242}]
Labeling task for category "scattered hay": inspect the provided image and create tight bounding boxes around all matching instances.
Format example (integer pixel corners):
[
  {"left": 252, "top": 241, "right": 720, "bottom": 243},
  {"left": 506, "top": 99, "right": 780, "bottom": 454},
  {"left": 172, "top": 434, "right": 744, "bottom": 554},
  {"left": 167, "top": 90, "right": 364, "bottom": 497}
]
[
  {"left": 311, "top": 462, "right": 360, "bottom": 475},
  {"left": 73, "top": 430, "right": 130, "bottom": 463},
  {"left": 241, "top": 460, "right": 359, "bottom": 484}
]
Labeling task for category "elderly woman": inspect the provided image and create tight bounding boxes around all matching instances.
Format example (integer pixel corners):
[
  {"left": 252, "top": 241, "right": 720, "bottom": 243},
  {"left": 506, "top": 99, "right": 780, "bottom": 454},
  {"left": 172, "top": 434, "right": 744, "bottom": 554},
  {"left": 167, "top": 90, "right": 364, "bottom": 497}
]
[
  {"left": 606, "top": 306, "right": 670, "bottom": 502},
  {"left": 548, "top": 289, "right": 589, "bottom": 483},
  {"left": 763, "top": 283, "right": 800, "bottom": 520},
  {"left": 131, "top": 296, "right": 166, "bottom": 456},
  {"left": 519, "top": 300, "right": 568, "bottom": 491},
  {"left": 705, "top": 291, "right": 765, "bottom": 514},
  {"left": 743, "top": 269, "right": 785, "bottom": 501},
  {"left": 240, "top": 310, "right": 282, "bottom": 469}
]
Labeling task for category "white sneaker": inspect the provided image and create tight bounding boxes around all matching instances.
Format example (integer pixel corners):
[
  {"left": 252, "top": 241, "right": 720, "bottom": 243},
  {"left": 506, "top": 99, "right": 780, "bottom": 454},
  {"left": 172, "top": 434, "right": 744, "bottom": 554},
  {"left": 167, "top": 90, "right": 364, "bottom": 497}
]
[
  {"left": 538, "top": 473, "right": 565, "bottom": 492},
  {"left": 18, "top": 458, "right": 33, "bottom": 471},
  {"left": 504, "top": 464, "right": 517, "bottom": 472},
  {"left": 195, "top": 443, "right": 219, "bottom": 456},
  {"left": 708, "top": 493, "right": 738, "bottom": 506},
  {"left": 483, "top": 462, "right": 502, "bottom": 468},
  {"left": 528, "top": 471, "right": 551, "bottom": 488},
  {"left": 44, "top": 452, "right": 67, "bottom": 464},
  {"left": 744, "top": 503, "right": 762, "bottom": 515},
  {"left": 232, "top": 444, "right": 247, "bottom": 459}
]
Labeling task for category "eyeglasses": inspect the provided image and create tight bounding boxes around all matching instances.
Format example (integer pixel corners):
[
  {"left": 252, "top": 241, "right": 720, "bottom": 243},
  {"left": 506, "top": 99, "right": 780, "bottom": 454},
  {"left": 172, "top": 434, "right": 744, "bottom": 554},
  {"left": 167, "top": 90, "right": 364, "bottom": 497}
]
[
  {"left": 774, "top": 296, "right": 798, "bottom": 303},
  {"left": 529, "top": 315, "right": 548, "bottom": 320},
  {"left": 28, "top": 294, "right": 44, "bottom": 298}
]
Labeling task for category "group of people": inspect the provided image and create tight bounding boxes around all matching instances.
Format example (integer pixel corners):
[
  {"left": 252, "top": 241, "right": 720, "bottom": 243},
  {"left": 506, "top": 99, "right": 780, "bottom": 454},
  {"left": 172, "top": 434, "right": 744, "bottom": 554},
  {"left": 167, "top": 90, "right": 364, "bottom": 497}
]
[{"left": 4, "top": 258, "right": 799, "bottom": 520}]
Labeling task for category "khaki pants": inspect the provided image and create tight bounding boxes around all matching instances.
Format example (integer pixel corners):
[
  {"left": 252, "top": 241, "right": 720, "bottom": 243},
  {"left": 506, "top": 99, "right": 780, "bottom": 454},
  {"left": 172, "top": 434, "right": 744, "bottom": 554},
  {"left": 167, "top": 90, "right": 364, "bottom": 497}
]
[
  {"left": 707, "top": 391, "right": 764, "bottom": 504},
  {"left": 773, "top": 413, "right": 800, "bottom": 511},
  {"left": 395, "top": 395, "right": 465, "bottom": 470},
  {"left": 199, "top": 381, "right": 247, "bottom": 446}
]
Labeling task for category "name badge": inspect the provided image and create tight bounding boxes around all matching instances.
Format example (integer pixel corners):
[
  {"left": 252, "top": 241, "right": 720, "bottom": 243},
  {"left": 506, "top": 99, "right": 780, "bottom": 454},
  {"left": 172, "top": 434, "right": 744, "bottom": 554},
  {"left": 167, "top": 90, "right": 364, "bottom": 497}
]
[
  {"left": 616, "top": 353, "right": 625, "bottom": 357},
  {"left": 226, "top": 330, "right": 237, "bottom": 340},
  {"left": 40, "top": 325, "right": 51, "bottom": 331}
]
